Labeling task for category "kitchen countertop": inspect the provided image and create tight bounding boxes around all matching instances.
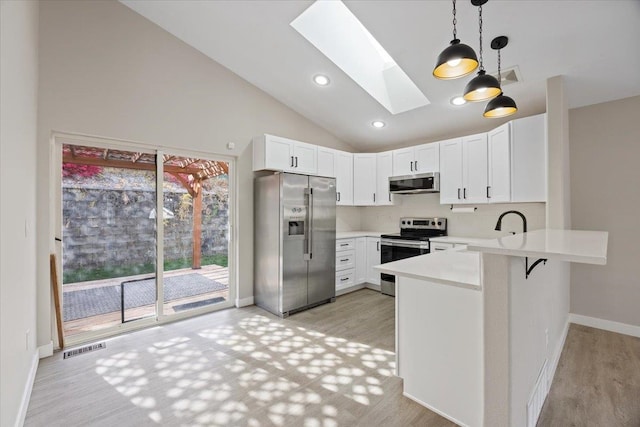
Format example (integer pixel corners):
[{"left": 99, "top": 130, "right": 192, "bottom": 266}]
[
  {"left": 467, "top": 229, "right": 609, "bottom": 265},
  {"left": 336, "top": 231, "right": 389, "bottom": 239},
  {"left": 429, "top": 236, "right": 492, "bottom": 245},
  {"left": 374, "top": 248, "right": 481, "bottom": 289}
]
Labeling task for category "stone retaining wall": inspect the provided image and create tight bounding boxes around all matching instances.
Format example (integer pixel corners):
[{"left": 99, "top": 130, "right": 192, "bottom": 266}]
[{"left": 62, "top": 187, "right": 228, "bottom": 271}]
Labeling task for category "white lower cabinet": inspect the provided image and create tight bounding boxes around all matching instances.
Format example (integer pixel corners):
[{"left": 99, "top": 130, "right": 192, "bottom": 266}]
[
  {"left": 365, "top": 237, "right": 381, "bottom": 285},
  {"left": 336, "top": 236, "right": 381, "bottom": 294}
]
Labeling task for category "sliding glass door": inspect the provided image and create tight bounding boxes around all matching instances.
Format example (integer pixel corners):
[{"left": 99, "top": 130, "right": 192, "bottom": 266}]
[{"left": 58, "top": 139, "right": 233, "bottom": 343}]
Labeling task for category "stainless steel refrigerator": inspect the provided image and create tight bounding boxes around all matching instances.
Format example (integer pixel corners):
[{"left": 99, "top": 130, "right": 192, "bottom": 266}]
[{"left": 254, "top": 172, "right": 336, "bottom": 317}]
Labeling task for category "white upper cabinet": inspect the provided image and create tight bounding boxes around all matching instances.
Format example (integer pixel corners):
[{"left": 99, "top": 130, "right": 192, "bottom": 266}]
[
  {"left": 462, "top": 133, "right": 489, "bottom": 204},
  {"left": 317, "top": 146, "right": 337, "bottom": 177},
  {"left": 317, "top": 147, "right": 353, "bottom": 205},
  {"left": 510, "top": 114, "right": 546, "bottom": 202},
  {"left": 392, "top": 142, "right": 440, "bottom": 176},
  {"left": 439, "top": 135, "right": 488, "bottom": 204},
  {"left": 439, "top": 138, "right": 464, "bottom": 204},
  {"left": 253, "top": 134, "right": 317, "bottom": 175},
  {"left": 376, "top": 151, "right": 394, "bottom": 206},
  {"left": 487, "top": 123, "right": 511, "bottom": 203},
  {"left": 335, "top": 151, "right": 354, "bottom": 205},
  {"left": 353, "top": 154, "right": 377, "bottom": 206}
]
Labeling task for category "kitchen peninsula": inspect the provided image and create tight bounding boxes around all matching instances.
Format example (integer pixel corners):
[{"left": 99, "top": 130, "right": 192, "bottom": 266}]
[{"left": 376, "top": 229, "right": 608, "bottom": 427}]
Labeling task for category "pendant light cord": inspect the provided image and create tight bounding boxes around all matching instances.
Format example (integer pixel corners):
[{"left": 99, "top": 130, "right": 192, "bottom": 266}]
[
  {"left": 497, "top": 48, "right": 502, "bottom": 85},
  {"left": 452, "top": 0, "right": 457, "bottom": 40},
  {"left": 478, "top": 4, "right": 484, "bottom": 70}
]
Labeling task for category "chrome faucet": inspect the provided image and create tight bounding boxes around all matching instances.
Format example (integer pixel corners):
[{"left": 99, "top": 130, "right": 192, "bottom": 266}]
[{"left": 495, "top": 210, "right": 527, "bottom": 234}]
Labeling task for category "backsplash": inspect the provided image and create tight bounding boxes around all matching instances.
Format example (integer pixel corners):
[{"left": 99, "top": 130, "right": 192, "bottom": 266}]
[{"left": 338, "top": 193, "right": 546, "bottom": 238}]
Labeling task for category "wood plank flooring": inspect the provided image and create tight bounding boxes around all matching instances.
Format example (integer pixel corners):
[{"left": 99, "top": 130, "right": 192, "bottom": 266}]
[
  {"left": 25, "top": 289, "right": 455, "bottom": 427},
  {"left": 26, "top": 291, "right": 640, "bottom": 427},
  {"left": 537, "top": 324, "right": 640, "bottom": 427}
]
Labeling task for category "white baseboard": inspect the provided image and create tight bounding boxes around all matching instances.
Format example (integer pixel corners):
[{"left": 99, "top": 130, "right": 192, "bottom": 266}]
[
  {"left": 403, "top": 392, "right": 469, "bottom": 427},
  {"left": 547, "top": 318, "right": 570, "bottom": 392},
  {"left": 569, "top": 313, "right": 640, "bottom": 338},
  {"left": 16, "top": 351, "right": 39, "bottom": 427},
  {"left": 364, "top": 283, "right": 381, "bottom": 292},
  {"left": 336, "top": 284, "right": 365, "bottom": 296},
  {"left": 38, "top": 341, "right": 53, "bottom": 359},
  {"left": 235, "top": 296, "right": 254, "bottom": 308}
]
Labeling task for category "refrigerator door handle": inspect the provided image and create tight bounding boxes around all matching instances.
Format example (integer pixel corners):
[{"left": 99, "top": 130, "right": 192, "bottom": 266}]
[{"left": 304, "top": 187, "right": 313, "bottom": 260}]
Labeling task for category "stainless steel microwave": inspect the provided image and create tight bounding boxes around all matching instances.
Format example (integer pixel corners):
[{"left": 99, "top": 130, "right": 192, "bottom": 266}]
[{"left": 388, "top": 172, "right": 440, "bottom": 194}]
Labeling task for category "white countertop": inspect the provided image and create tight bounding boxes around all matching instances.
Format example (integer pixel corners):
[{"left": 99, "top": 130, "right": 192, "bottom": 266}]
[
  {"left": 467, "top": 229, "right": 609, "bottom": 265},
  {"left": 429, "top": 236, "right": 492, "bottom": 246},
  {"left": 374, "top": 248, "right": 481, "bottom": 289},
  {"left": 336, "top": 231, "right": 389, "bottom": 239}
]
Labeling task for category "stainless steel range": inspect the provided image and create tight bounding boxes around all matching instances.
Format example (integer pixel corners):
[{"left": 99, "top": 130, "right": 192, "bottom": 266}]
[{"left": 380, "top": 217, "right": 447, "bottom": 296}]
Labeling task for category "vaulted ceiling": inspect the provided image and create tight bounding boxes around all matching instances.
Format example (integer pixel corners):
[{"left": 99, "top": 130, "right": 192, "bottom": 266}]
[{"left": 121, "top": 0, "right": 640, "bottom": 150}]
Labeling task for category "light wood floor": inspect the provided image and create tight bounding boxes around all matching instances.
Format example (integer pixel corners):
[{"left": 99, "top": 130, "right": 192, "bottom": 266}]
[
  {"left": 537, "top": 324, "right": 640, "bottom": 427},
  {"left": 26, "top": 289, "right": 455, "bottom": 427},
  {"left": 26, "top": 291, "right": 640, "bottom": 427}
]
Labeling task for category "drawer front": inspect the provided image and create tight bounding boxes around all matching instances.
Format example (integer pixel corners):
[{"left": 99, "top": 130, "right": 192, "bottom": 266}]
[
  {"left": 336, "top": 269, "right": 355, "bottom": 290},
  {"left": 432, "top": 242, "right": 455, "bottom": 252},
  {"left": 336, "top": 239, "right": 355, "bottom": 252},
  {"left": 336, "top": 250, "right": 356, "bottom": 271}
]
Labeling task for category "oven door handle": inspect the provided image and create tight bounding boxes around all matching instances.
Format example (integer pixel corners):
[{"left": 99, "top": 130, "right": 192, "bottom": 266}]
[{"left": 381, "top": 239, "right": 430, "bottom": 249}]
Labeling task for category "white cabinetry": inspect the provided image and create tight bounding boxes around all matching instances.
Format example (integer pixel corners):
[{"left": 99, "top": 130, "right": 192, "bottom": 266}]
[
  {"left": 392, "top": 142, "right": 440, "bottom": 176},
  {"left": 487, "top": 123, "right": 511, "bottom": 203},
  {"left": 510, "top": 114, "right": 546, "bottom": 202},
  {"left": 439, "top": 134, "right": 488, "bottom": 204},
  {"left": 376, "top": 151, "right": 394, "bottom": 206},
  {"left": 355, "top": 237, "right": 367, "bottom": 284},
  {"left": 353, "top": 154, "right": 377, "bottom": 206},
  {"left": 336, "top": 236, "right": 381, "bottom": 294},
  {"left": 317, "top": 147, "right": 353, "bottom": 205},
  {"left": 253, "top": 134, "right": 317, "bottom": 175},
  {"left": 366, "top": 237, "right": 381, "bottom": 285}
]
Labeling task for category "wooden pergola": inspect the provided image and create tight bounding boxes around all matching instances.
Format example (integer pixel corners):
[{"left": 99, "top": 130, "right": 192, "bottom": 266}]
[{"left": 62, "top": 145, "right": 229, "bottom": 269}]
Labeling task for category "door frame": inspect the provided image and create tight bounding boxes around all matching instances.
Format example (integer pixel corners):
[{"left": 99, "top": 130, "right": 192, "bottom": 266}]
[{"left": 51, "top": 131, "right": 237, "bottom": 347}]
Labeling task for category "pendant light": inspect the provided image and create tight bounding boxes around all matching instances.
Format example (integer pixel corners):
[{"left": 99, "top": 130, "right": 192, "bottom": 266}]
[
  {"left": 484, "top": 36, "right": 518, "bottom": 118},
  {"left": 463, "top": 0, "right": 501, "bottom": 102},
  {"left": 433, "top": 0, "right": 479, "bottom": 80}
]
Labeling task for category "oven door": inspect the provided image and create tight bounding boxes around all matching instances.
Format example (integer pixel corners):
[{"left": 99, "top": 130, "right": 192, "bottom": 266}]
[{"left": 380, "top": 239, "right": 430, "bottom": 296}]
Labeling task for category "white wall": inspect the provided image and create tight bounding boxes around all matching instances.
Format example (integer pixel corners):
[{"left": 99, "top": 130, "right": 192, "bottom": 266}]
[
  {"left": 570, "top": 95, "right": 640, "bottom": 327},
  {"left": 0, "top": 1, "right": 40, "bottom": 426},
  {"left": 36, "top": 0, "right": 354, "bottom": 348}
]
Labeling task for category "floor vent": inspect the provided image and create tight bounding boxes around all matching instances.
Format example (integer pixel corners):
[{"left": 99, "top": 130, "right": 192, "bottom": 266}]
[
  {"left": 63, "top": 342, "right": 106, "bottom": 359},
  {"left": 527, "top": 359, "right": 549, "bottom": 427}
]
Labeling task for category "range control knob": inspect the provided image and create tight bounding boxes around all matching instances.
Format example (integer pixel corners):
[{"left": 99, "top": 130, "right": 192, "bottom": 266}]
[
  {"left": 401, "top": 220, "right": 406, "bottom": 225},
  {"left": 438, "top": 221, "right": 442, "bottom": 226},
  {"left": 431, "top": 221, "right": 436, "bottom": 226}
]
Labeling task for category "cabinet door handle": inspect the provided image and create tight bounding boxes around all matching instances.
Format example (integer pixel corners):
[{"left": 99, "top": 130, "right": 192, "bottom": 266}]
[
  {"left": 410, "top": 161, "right": 413, "bottom": 172},
  {"left": 337, "top": 192, "right": 341, "bottom": 202},
  {"left": 295, "top": 156, "right": 298, "bottom": 168},
  {"left": 377, "top": 241, "right": 380, "bottom": 251},
  {"left": 487, "top": 186, "right": 491, "bottom": 198},
  {"left": 373, "top": 193, "right": 376, "bottom": 203},
  {"left": 291, "top": 156, "right": 294, "bottom": 167},
  {"left": 457, "top": 188, "right": 461, "bottom": 200},
  {"left": 340, "top": 243, "right": 349, "bottom": 247},
  {"left": 414, "top": 160, "right": 418, "bottom": 171},
  {"left": 388, "top": 193, "right": 391, "bottom": 202},
  {"left": 340, "top": 277, "right": 349, "bottom": 282},
  {"left": 463, "top": 188, "right": 467, "bottom": 199},
  {"left": 340, "top": 258, "right": 350, "bottom": 262}
]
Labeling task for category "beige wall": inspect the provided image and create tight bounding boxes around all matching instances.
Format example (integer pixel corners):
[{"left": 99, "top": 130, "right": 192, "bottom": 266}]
[
  {"left": 36, "top": 0, "right": 354, "bottom": 347},
  {"left": 0, "top": 1, "right": 40, "bottom": 425},
  {"left": 570, "top": 95, "right": 640, "bottom": 327}
]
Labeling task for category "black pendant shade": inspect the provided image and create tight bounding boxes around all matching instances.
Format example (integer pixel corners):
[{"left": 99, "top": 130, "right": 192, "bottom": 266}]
[
  {"left": 463, "top": 70, "right": 501, "bottom": 102},
  {"left": 483, "top": 92, "right": 517, "bottom": 118},
  {"left": 433, "top": 39, "right": 479, "bottom": 80}
]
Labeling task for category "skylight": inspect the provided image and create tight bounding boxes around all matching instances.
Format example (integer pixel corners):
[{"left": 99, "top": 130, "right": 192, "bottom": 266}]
[{"left": 291, "top": 1, "right": 430, "bottom": 115}]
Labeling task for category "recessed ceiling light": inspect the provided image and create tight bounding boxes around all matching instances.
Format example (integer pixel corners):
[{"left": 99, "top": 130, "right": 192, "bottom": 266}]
[
  {"left": 372, "top": 121, "right": 386, "bottom": 128},
  {"left": 450, "top": 96, "right": 467, "bottom": 106},
  {"left": 313, "top": 74, "right": 330, "bottom": 86}
]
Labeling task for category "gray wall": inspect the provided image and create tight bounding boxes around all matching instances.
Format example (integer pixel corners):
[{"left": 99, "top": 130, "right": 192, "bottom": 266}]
[
  {"left": 37, "top": 0, "right": 354, "bottom": 348},
  {"left": 0, "top": 1, "right": 39, "bottom": 426},
  {"left": 570, "top": 95, "right": 640, "bottom": 327}
]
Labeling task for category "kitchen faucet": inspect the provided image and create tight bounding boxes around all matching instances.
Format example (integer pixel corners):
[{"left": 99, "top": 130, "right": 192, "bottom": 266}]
[
  {"left": 494, "top": 210, "right": 547, "bottom": 279},
  {"left": 494, "top": 210, "right": 527, "bottom": 234}
]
